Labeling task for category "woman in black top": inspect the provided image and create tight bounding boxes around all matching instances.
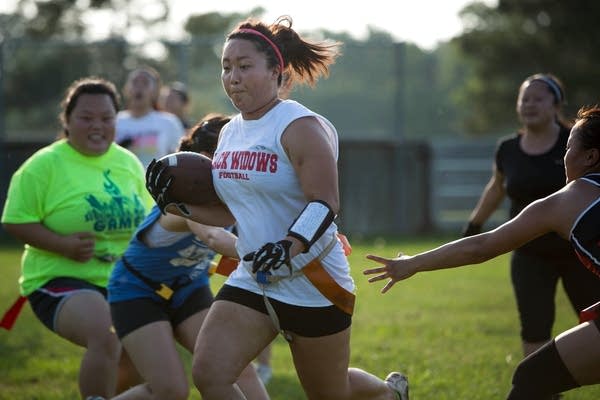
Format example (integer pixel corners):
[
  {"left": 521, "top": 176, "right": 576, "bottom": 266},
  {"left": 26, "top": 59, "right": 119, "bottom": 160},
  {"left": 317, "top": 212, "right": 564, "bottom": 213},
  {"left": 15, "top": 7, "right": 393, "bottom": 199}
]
[
  {"left": 366, "top": 105, "right": 600, "bottom": 400},
  {"left": 462, "top": 73, "right": 600, "bottom": 359}
]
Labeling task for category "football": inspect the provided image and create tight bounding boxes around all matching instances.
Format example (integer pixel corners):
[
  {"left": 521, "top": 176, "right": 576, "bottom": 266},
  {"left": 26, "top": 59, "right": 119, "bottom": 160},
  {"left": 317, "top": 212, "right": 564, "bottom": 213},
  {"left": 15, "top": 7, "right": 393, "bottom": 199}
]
[{"left": 157, "top": 151, "right": 221, "bottom": 205}]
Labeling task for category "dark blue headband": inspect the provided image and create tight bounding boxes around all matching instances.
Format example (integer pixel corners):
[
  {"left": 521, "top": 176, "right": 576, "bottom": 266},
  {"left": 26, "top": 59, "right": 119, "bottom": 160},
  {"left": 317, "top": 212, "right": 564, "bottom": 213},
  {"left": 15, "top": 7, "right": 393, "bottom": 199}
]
[{"left": 530, "top": 75, "right": 563, "bottom": 103}]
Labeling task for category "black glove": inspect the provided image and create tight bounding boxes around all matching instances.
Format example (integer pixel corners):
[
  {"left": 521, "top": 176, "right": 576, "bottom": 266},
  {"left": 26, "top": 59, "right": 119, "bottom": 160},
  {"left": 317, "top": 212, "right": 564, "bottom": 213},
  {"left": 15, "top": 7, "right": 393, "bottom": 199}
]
[
  {"left": 145, "top": 159, "right": 189, "bottom": 216},
  {"left": 243, "top": 240, "right": 293, "bottom": 274},
  {"left": 462, "top": 222, "right": 482, "bottom": 237},
  {"left": 146, "top": 159, "right": 167, "bottom": 198}
]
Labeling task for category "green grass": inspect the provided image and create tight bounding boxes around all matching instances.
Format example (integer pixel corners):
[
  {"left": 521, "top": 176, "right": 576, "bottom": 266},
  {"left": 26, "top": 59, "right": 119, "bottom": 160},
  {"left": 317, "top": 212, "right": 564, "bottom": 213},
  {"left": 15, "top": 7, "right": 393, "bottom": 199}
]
[{"left": 1, "top": 236, "right": 599, "bottom": 399}]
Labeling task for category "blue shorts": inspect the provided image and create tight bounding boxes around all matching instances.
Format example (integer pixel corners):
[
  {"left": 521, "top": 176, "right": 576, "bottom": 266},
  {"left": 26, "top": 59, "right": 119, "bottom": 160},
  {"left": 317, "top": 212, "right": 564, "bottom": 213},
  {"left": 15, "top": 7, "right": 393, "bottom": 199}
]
[{"left": 27, "top": 277, "right": 107, "bottom": 332}]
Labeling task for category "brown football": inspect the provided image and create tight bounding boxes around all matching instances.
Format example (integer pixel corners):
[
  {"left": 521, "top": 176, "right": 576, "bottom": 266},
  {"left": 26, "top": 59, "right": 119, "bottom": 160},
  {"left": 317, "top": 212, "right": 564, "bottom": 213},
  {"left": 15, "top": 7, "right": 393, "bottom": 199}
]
[{"left": 158, "top": 151, "right": 221, "bottom": 205}]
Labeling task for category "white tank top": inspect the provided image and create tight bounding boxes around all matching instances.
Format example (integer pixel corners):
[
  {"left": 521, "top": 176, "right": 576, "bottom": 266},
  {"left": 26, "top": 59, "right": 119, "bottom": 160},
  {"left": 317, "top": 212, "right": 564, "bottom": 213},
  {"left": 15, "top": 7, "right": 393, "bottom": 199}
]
[{"left": 212, "top": 100, "right": 355, "bottom": 306}]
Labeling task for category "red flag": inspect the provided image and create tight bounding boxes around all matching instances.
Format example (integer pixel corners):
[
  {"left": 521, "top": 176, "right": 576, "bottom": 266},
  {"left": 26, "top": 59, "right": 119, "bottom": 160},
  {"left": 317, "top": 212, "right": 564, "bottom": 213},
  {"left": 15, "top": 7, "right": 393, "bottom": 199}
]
[{"left": 0, "top": 296, "right": 27, "bottom": 330}]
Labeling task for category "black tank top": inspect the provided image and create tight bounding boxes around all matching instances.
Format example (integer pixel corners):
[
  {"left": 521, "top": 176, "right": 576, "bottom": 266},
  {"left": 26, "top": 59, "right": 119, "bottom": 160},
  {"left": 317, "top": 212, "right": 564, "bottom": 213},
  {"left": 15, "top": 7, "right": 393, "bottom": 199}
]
[
  {"left": 571, "top": 173, "right": 600, "bottom": 277},
  {"left": 495, "top": 126, "right": 573, "bottom": 257}
]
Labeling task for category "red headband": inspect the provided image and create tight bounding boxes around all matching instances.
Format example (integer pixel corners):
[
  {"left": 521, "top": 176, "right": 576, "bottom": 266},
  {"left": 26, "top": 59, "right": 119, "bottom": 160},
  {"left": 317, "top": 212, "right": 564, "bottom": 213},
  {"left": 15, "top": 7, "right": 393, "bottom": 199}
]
[{"left": 236, "top": 28, "right": 284, "bottom": 72}]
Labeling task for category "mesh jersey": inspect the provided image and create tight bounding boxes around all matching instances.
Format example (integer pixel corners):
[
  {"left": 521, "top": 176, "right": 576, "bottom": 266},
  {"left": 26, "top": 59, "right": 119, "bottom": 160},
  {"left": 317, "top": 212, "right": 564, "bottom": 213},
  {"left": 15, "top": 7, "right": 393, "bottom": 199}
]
[
  {"left": 570, "top": 173, "right": 600, "bottom": 277},
  {"left": 211, "top": 100, "right": 354, "bottom": 307}
]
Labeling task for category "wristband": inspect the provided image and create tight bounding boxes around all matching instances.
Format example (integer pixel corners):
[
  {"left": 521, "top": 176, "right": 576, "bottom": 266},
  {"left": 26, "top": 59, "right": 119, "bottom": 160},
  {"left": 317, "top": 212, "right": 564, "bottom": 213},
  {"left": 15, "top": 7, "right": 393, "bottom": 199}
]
[{"left": 288, "top": 200, "right": 335, "bottom": 252}]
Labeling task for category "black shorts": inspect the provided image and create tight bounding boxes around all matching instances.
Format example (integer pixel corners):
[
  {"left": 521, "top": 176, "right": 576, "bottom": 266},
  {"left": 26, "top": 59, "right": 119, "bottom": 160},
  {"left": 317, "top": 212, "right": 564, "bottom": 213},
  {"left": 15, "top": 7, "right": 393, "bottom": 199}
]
[
  {"left": 27, "top": 277, "right": 107, "bottom": 332},
  {"left": 110, "top": 285, "right": 214, "bottom": 339},
  {"left": 215, "top": 284, "right": 352, "bottom": 337}
]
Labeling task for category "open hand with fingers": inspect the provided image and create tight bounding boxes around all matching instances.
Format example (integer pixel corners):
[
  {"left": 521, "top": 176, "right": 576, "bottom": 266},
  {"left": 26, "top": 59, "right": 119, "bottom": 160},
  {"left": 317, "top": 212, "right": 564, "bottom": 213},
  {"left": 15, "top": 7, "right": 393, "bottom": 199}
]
[{"left": 363, "top": 252, "right": 418, "bottom": 293}]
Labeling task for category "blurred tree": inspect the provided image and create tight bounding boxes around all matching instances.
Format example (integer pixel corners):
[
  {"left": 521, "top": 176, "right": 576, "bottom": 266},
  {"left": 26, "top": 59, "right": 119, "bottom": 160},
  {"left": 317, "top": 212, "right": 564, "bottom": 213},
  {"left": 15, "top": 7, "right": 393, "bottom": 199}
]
[
  {"left": 2, "top": 0, "right": 174, "bottom": 137},
  {"left": 435, "top": 41, "right": 474, "bottom": 136},
  {"left": 291, "top": 29, "right": 397, "bottom": 137},
  {"left": 0, "top": 11, "right": 24, "bottom": 40},
  {"left": 1, "top": 3, "right": 474, "bottom": 141},
  {"left": 184, "top": 9, "right": 263, "bottom": 36},
  {"left": 293, "top": 28, "right": 471, "bottom": 139},
  {"left": 455, "top": 0, "right": 600, "bottom": 135},
  {"left": 181, "top": 10, "right": 259, "bottom": 77},
  {"left": 168, "top": 8, "right": 267, "bottom": 121},
  {"left": 13, "top": 0, "right": 170, "bottom": 40}
]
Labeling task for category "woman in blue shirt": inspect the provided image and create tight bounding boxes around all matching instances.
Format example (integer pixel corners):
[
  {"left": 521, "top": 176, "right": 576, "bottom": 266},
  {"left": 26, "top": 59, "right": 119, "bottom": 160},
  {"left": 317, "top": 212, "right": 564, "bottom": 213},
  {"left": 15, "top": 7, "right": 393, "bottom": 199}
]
[{"left": 108, "top": 114, "right": 269, "bottom": 400}]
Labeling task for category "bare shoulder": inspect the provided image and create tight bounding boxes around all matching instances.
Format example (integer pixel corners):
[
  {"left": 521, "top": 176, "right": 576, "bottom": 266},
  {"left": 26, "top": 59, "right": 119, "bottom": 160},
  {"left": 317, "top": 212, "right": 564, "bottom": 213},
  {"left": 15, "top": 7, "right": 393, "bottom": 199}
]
[
  {"left": 283, "top": 116, "right": 327, "bottom": 143},
  {"left": 544, "top": 180, "right": 598, "bottom": 237},
  {"left": 562, "top": 178, "right": 600, "bottom": 203},
  {"left": 281, "top": 116, "right": 334, "bottom": 159}
]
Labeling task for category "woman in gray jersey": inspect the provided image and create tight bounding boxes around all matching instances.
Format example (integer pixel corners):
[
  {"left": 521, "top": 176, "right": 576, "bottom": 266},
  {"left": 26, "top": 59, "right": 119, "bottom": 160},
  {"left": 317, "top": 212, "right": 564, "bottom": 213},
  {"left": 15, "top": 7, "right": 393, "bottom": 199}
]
[{"left": 365, "top": 105, "right": 600, "bottom": 399}]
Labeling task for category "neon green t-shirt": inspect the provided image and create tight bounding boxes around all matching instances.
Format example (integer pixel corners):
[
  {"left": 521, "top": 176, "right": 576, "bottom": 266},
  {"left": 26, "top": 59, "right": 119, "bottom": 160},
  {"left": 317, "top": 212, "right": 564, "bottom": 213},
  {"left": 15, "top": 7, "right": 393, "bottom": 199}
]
[{"left": 1, "top": 140, "right": 153, "bottom": 295}]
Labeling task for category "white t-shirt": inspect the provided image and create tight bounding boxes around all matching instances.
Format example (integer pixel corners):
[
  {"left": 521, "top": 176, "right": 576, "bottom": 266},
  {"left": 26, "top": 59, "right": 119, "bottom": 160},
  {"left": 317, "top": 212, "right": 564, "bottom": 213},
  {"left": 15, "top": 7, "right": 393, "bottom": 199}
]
[
  {"left": 212, "top": 100, "right": 355, "bottom": 307},
  {"left": 116, "top": 110, "right": 185, "bottom": 167}
]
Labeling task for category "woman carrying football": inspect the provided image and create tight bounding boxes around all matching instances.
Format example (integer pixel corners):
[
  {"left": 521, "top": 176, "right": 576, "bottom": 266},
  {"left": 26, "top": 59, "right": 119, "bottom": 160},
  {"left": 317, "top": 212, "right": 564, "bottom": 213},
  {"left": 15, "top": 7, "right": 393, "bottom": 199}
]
[{"left": 146, "top": 15, "right": 409, "bottom": 400}]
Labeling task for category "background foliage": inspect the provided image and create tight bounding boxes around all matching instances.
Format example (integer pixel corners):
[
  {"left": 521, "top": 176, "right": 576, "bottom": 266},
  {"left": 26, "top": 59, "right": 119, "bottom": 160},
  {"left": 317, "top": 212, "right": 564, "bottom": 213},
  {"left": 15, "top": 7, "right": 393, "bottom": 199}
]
[
  {"left": 2, "top": 0, "right": 600, "bottom": 142},
  {"left": 456, "top": 0, "right": 600, "bottom": 134}
]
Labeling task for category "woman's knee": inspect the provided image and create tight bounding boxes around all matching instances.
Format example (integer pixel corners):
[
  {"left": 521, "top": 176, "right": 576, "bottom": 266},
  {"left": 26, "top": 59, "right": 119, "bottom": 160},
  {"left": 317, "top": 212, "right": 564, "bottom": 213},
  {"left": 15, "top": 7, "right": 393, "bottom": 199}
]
[
  {"left": 87, "top": 327, "right": 122, "bottom": 359},
  {"left": 192, "top": 352, "right": 243, "bottom": 393}
]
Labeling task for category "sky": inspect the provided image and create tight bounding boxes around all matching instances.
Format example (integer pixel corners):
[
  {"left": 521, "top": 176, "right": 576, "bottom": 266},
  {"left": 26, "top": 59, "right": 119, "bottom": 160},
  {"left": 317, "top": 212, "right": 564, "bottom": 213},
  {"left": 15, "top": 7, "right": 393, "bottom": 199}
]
[{"left": 1, "top": 0, "right": 497, "bottom": 50}]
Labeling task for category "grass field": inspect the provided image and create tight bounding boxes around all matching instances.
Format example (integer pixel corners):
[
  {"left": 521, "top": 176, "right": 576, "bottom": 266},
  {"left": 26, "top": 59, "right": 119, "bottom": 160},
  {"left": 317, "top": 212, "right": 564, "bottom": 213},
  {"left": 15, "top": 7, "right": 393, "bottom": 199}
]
[{"left": 1, "top": 236, "right": 599, "bottom": 399}]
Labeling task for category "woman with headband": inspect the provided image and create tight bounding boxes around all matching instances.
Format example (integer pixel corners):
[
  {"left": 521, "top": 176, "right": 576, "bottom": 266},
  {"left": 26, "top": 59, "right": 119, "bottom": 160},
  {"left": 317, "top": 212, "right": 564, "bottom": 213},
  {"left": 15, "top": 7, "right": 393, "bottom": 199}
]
[
  {"left": 462, "top": 73, "right": 600, "bottom": 363},
  {"left": 146, "top": 15, "right": 409, "bottom": 400},
  {"left": 365, "top": 105, "right": 600, "bottom": 398}
]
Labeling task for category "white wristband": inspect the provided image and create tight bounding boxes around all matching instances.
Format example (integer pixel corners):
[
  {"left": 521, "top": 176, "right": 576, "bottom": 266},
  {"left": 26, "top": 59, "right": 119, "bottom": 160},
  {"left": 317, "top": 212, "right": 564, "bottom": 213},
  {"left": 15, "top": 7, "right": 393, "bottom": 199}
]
[{"left": 288, "top": 200, "right": 335, "bottom": 252}]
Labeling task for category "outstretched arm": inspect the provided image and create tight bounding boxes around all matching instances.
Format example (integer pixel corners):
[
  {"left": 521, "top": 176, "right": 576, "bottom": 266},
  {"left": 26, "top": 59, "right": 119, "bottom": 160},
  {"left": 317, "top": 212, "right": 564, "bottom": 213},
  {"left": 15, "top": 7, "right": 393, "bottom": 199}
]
[
  {"left": 364, "top": 233, "right": 502, "bottom": 293},
  {"left": 365, "top": 191, "right": 565, "bottom": 293}
]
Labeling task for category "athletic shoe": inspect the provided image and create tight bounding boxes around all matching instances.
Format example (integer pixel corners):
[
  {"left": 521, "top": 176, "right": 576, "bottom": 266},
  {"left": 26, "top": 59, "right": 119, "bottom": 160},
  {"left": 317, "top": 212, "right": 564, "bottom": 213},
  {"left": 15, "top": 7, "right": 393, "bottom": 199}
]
[
  {"left": 255, "top": 363, "right": 272, "bottom": 385},
  {"left": 385, "top": 371, "right": 409, "bottom": 400}
]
